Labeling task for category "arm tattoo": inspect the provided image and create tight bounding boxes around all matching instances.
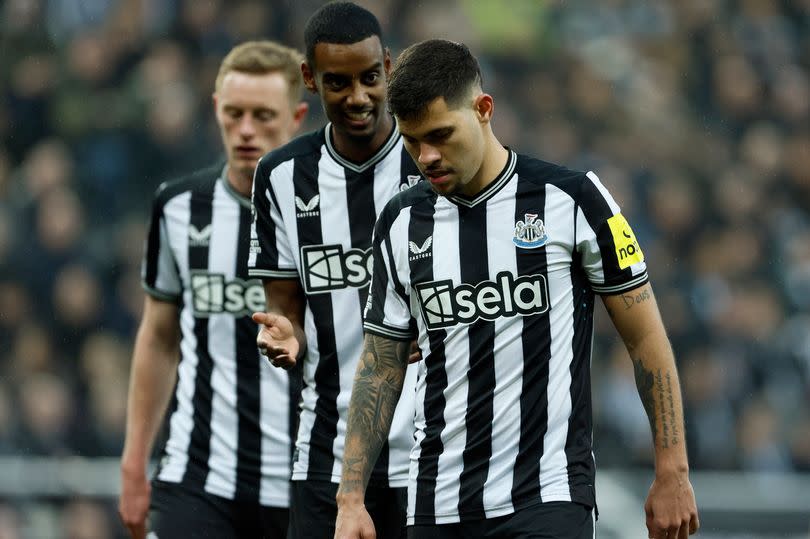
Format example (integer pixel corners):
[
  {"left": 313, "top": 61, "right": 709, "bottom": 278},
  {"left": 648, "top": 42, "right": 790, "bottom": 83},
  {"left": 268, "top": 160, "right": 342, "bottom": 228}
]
[
  {"left": 632, "top": 357, "right": 658, "bottom": 444},
  {"left": 341, "top": 334, "right": 409, "bottom": 495},
  {"left": 632, "top": 357, "right": 681, "bottom": 449},
  {"left": 621, "top": 288, "right": 651, "bottom": 310}
]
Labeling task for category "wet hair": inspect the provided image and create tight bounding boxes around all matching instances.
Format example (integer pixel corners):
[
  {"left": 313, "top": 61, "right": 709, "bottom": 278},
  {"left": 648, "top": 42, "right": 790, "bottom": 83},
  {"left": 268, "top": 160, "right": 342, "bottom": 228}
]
[
  {"left": 388, "top": 39, "right": 482, "bottom": 120},
  {"left": 215, "top": 40, "right": 304, "bottom": 104},
  {"left": 303, "top": 2, "right": 383, "bottom": 68}
]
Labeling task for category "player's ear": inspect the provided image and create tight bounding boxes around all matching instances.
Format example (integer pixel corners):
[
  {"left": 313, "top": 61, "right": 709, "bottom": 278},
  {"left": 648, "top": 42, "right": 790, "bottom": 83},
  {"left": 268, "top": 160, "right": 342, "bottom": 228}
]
[
  {"left": 212, "top": 92, "right": 219, "bottom": 114},
  {"left": 292, "top": 101, "right": 309, "bottom": 131},
  {"left": 302, "top": 62, "right": 318, "bottom": 94},
  {"left": 473, "top": 93, "right": 494, "bottom": 123},
  {"left": 383, "top": 47, "right": 392, "bottom": 77}
]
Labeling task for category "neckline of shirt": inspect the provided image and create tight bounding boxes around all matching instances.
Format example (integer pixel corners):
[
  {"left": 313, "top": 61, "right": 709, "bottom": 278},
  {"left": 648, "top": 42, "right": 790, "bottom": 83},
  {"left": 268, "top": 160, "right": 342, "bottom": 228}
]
[
  {"left": 324, "top": 120, "right": 401, "bottom": 173},
  {"left": 219, "top": 165, "right": 252, "bottom": 209},
  {"left": 446, "top": 149, "right": 517, "bottom": 208}
]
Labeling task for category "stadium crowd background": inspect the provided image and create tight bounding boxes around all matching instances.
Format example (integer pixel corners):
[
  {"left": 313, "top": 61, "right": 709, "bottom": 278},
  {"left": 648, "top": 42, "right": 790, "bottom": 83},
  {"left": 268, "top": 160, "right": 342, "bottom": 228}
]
[{"left": 0, "top": 0, "right": 808, "bottom": 536}]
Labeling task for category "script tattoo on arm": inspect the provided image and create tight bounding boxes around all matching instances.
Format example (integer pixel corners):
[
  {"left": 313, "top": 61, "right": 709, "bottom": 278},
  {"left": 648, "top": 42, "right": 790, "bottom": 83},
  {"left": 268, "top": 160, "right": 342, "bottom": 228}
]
[
  {"left": 341, "top": 334, "right": 410, "bottom": 495},
  {"left": 622, "top": 288, "right": 651, "bottom": 310},
  {"left": 632, "top": 356, "right": 658, "bottom": 445},
  {"left": 632, "top": 357, "right": 681, "bottom": 449}
]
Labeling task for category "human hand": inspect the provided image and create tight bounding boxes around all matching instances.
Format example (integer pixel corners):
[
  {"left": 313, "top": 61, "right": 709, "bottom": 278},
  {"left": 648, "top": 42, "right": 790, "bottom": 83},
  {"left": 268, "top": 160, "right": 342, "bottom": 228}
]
[
  {"left": 118, "top": 466, "right": 150, "bottom": 539},
  {"left": 408, "top": 339, "right": 422, "bottom": 364},
  {"left": 644, "top": 470, "right": 699, "bottom": 538},
  {"left": 334, "top": 502, "right": 376, "bottom": 539},
  {"left": 253, "top": 312, "right": 299, "bottom": 369}
]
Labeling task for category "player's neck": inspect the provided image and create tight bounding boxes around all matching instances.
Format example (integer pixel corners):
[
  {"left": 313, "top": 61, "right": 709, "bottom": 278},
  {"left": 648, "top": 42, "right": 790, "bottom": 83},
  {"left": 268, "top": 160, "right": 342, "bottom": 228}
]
[
  {"left": 331, "top": 113, "right": 395, "bottom": 164},
  {"left": 460, "top": 137, "right": 509, "bottom": 198},
  {"left": 226, "top": 166, "right": 253, "bottom": 199}
]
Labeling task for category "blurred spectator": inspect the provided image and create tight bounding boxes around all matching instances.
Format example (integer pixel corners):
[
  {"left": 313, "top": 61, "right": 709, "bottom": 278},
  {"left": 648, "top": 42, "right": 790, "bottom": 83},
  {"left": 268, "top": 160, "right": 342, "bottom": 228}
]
[
  {"left": 59, "top": 499, "right": 115, "bottom": 539},
  {"left": 0, "top": 501, "right": 22, "bottom": 539},
  {"left": 15, "top": 372, "right": 78, "bottom": 456}
]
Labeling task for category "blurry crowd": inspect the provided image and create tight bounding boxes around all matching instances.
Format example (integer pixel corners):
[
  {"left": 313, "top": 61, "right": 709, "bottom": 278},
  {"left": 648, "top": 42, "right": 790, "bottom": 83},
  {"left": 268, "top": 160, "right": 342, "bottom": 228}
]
[{"left": 0, "top": 0, "right": 808, "bottom": 536}]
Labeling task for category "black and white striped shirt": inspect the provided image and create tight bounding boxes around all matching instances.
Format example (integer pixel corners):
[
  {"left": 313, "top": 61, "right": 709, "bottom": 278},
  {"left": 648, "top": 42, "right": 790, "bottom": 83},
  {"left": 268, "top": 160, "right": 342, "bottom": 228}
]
[
  {"left": 248, "top": 124, "right": 421, "bottom": 487},
  {"left": 364, "top": 150, "right": 649, "bottom": 524},
  {"left": 143, "top": 164, "right": 301, "bottom": 507}
]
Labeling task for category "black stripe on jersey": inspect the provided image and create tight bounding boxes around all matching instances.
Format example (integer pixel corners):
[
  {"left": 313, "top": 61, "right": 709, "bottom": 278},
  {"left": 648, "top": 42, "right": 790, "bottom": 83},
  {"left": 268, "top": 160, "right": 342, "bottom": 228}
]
[
  {"left": 345, "top": 166, "right": 392, "bottom": 486},
  {"left": 184, "top": 177, "right": 217, "bottom": 491},
  {"left": 565, "top": 250, "right": 596, "bottom": 508},
  {"left": 144, "top": 196, "right": 163, "bottom": 288},
  {"left": 345, "top": 167, "right": 377, "bottom": 313},
  {"left": 511, "top": 167, "right": 552, "bottom": 506},
  {"left": 293, "top": 152, "right": 341, "bottom": 481},
  {"left": 410, "top": 200, "right": 448, "bottom": 524},
  {"left": 457, "top": 204, "right": 496, "bottom": 519},
  {"left": 576, "top": 176, "right": 624, "bottom": 275},
  {"left": 234, "top": 203, "right": 262, "bottom": 499}
]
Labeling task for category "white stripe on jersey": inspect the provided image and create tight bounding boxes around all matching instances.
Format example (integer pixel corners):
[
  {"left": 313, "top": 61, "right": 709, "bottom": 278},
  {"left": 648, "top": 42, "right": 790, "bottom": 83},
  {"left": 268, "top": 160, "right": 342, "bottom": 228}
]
[
  {"left": 203, "top": 180, "right": 239, "bottom": 499},
  {"left": 539, "top": 183, "right": 576, "bottom": 504}
]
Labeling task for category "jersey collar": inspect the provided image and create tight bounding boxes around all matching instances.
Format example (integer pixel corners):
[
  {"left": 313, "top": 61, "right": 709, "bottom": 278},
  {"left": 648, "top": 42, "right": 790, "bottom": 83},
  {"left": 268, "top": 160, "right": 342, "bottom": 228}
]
[
  {"left": 220, "top": 164, "right": 252, "bottom": 209},
  {"left": 324, "top": 120, "right": 401, "bottom": 173},
  {"left": 447, "top": 149, "right": 517, "bottom": 208}
]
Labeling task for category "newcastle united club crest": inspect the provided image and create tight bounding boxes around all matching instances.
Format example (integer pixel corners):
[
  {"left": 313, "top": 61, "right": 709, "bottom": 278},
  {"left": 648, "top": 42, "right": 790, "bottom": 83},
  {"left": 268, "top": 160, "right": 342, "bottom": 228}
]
[{"left": 513, "top": 213, "right": 548, "bottom": 249}]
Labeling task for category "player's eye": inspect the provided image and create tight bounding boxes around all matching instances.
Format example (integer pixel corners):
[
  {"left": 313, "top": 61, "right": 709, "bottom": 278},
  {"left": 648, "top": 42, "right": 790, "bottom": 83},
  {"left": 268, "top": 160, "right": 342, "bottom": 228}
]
[
  {"left": 324, "top": 77, "right": 346, "bottom": 91},
  {"left": 363, "top": 71, "right": 380, "bottom": 85}
]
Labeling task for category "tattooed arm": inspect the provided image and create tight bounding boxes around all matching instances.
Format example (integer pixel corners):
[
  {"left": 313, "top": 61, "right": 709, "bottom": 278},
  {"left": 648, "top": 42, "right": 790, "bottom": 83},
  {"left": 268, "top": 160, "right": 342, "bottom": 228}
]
[
  {"left": 602, "top": 283, "right": 699, "bottom": 538},
  {"left": 335, "top": 333, "right": 410, "bottom": 539}
]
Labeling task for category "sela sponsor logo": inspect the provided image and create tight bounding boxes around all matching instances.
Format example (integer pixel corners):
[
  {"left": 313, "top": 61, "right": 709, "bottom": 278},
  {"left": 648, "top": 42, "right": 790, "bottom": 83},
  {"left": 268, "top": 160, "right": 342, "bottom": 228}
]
[
  {"left": 190, "top": 272, "right": 265, "bottom": 315},
  {"left": 188, "top": 224, "right": 212, "bottom": 247},
  {"left": 408, "top": 236, "right": 432, "bottom": 261},
  {"left": 300, "top": 244, "right": 372, "bottom": 294},
  {"left": 513, "top": 213, "right": 548, "bottom": 249},
  {"left": 607, "top": 213, "right": 644, "bottom": 269},
  {"left": 415, "top": 271, "right": 549, "bottom": 331},
  {"left": 295, "top": 194, "right": 320, "bottom": 218}
]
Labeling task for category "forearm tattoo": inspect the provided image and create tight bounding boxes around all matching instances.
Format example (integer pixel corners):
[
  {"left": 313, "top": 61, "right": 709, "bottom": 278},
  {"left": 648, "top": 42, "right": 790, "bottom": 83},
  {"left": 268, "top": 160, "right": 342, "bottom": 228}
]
[
  {"left": 632, "top": 357, "right": 680, "bottom": 449},
  {"left": 341, "top": 335, "right": 409, "bottom": 494}
]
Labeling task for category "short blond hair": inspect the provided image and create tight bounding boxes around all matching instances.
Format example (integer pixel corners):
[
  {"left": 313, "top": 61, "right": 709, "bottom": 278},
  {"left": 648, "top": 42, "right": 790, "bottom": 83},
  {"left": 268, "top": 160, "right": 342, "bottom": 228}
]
[{"left": 215, "top": 41, "right": 304, "bottom": 105}]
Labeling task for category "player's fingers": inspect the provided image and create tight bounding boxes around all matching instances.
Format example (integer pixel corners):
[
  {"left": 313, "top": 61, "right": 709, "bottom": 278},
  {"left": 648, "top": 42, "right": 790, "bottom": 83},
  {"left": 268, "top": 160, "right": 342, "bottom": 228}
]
[
  {"left": 408, "top": 352, "right": 422, "bottom": 364},
  {"left": 131, "top": 522, "right": 147, "bottom": 539},
  {"left": 689, "top": 514, "right": 699, "bottom": 534},
  {"left": 252, "top": 311, "right": 278, "bottom": 326},
  {"left": 269, "top": 354, "right": 295, "bottom": 369},
  {"left": 678, "top": 522, "right": 689, "bottom": 539}
]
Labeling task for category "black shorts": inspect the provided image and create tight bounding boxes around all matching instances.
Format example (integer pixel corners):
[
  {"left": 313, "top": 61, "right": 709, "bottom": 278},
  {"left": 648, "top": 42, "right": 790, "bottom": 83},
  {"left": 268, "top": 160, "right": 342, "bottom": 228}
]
[
  {"left": 288, "top": 479, "right": 406, "bottom": 539},
  {"left": 149, "top": 480, "right": 288, "bottom": 538},
  {"left": 407, "top": 502, "right": 594, "bottom": 539}
]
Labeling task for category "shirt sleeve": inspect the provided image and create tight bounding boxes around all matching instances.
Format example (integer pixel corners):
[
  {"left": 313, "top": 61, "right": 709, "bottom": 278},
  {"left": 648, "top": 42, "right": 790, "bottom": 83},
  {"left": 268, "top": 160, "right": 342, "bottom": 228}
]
[
  {"left": 363, "top": 219, "right": 413, "bottom": 341},
  {"left": 575, "top": 171, "right": 649, "bottom": 294},
  {"left": 248, "top": 157, "right": 298, "bottom": 279},
  {"left": 141, "top": 190, "right": 182, "bottom": 302}
]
